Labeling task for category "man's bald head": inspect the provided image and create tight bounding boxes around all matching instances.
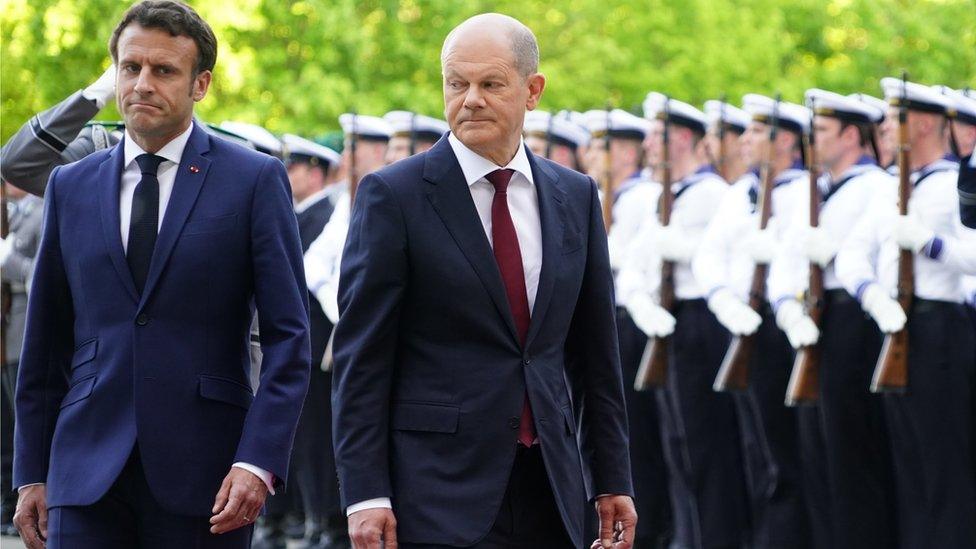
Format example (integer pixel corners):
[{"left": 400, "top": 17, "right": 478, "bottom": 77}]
[{"left": 441, "top": 13, "right": 539, "bottom": 79}]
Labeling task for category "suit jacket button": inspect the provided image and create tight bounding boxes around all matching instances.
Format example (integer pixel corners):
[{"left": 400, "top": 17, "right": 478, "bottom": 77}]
[
  {"left": 508, "top": 417, "right": 520, "bottom": 429},
  {"left": 135, "top": 313, "right": 149, "bottom": 326},
  {"left": 522, "top": 358, "right": 532, "bottom": 366}
]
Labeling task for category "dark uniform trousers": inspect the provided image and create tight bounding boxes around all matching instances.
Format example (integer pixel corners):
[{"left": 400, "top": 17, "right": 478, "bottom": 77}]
[
  {"left": 615, "top": 307, "right": 673, "bottom": 547},
  {"left": 799, "top": 289, "right": 895, "bottom": 549},
  {"left": 733, "top": 307, "right": 810, "bottom": 549},
  {"left": 47, "top": 447, "right": 253, "bottom": 549},
  {"left": 399, "top": 445, "right": 573, "bottom": 549},
  {"left": 885, "top": 299, "right": 976, "bottom": 549},
  {"left": 657, "top": 298, "right": 747, "bottom": 549}
]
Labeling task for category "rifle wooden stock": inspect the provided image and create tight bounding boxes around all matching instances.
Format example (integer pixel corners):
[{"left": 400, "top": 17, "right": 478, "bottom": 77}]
[
  {"left": 786, "top": 111, "right": 823, "bottom": 406},
  {"left": 871, "top": 75, "right": 913, "bottom": 394},
  {"left": 713, "top": 97, "right": 779, "bottom": 393},
  {"left": 635, "top": 100, "right": 673, "bottom": 391}
]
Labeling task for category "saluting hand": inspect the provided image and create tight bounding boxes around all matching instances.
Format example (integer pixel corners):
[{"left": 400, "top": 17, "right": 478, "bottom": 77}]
[
  {"left": 348, "top": 507, "right": 398, "bottom": 549},
  {"left": 592, "top": 494, "right": 637, "bottom": 549}
]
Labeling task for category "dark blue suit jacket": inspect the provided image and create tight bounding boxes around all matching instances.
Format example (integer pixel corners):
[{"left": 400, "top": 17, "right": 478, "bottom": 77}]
[
  {"left": 332, "top": 136, "right": 633, "bottom": 547},
  {"left": 13, "top": 124, "right": 311, "bottom": 516},
  {"left": 960, "top": 154, "right": 975, "bottom": 228}
]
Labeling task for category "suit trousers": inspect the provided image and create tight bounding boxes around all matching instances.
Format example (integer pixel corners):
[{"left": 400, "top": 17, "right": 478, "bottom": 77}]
[
  {"left": 400, "top": 444, "right": 573, "bottom": 549},
  {"left": 47, "top": 446, "right": 253, "bottom": 549}
]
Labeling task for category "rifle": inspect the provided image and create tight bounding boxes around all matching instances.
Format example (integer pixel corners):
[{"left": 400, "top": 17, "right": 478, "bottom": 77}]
[
  {"left": 409, "top": 111, "right": 417, "bottom": 156},
  {"left": 871, "top": 72, "right": 912, "bottom": 394},
  {"left": 713, "top": 94, "right": 781, "bottom": 392},
  {"left": 321, "top": 111, "right": 361, "bottom": 373},
  {"left": 785, "top": 98, "right": 823, "bottom": 406},
  {"left": 600, "top": 107, "right": 614, "bottom": 233},
  {"left": 717, "top": 94, "right": 728, "bottom": 181},
  {"left": 634, "top": 96, "right": 674, "bottom": 390}
]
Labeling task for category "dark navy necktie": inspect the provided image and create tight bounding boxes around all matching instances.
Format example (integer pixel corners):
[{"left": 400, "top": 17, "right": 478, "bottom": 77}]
[
  {"left": 486, "top": 168, "right": 536, "bottom": 446},
  {"left": 128, "top": 153, "right": 164, "bottom": 294}
]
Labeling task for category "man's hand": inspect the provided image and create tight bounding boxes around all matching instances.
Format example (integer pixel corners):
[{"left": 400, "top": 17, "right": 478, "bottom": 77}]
[
  {"left": 348, "top": 507, "right": 397, "bottom": 549},
  {"left": 591, "top": 495, "right": 637, "bottom": 549},
  {"left": 209, "top": 468, "right": 268, "bottom": 534},
  {"left": 14, "top": 484, "right": 48, "bottom": 549}
]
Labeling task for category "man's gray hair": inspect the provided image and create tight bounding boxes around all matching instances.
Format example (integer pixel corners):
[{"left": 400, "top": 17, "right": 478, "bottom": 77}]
[{"left": 441, "top": 14, "right": 539, "bottom": 78}]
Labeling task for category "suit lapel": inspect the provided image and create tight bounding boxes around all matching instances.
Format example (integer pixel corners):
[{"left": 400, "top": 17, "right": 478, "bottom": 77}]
[
  {"left": 138, "top": 125, "right": 212, "bottom": 309},
  {"left": 524, "top": 151, "right": 564, "bottom": 350},
  {"left": 97, "top": 141, "right": 140, "bottom": 303},
  {"left": 423, "top": 137, "right": 521, "bottom": 346}
]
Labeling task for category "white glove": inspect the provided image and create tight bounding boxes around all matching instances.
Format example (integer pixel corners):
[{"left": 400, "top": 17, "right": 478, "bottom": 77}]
[
  {"left": 894, "top": 214, "right": 934, "bottom": 253},
  {"left": 861, "top": 284, "right": 907, "bottom": 333},
  {"left": 707, "top": 288, "right": 761, "bottom": 336},
  {"left": 655, "top": 225, "right": 696, "bottom": 263},
  {"left": 0, "top": 236, "right": 11, "bottom": 265},
  {"left": 802, "top": 226, "right": 838, "bottom": 267},
  {"left": 774, "top": 299, "right": 820, "bottom": 349},
  {"left": 82, "top": 64, "right": 116, "bottom": 109},
  {"left": 743, "top": 228, "right": 778, "bottom": 264},
  {"left": 315, "top": 284, "right": 340, "bottom": 324},
  {"left": 626, "top": 293, "right": 676, "bottom": 338}
]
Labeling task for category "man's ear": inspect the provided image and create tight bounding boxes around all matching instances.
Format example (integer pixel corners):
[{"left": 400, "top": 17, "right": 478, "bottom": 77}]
[
  {"left": 525, "top": 73, "right": 546, "bottom": 111},
  {"left": 192, "top": 70, "right": 212, "bottom": 102}
]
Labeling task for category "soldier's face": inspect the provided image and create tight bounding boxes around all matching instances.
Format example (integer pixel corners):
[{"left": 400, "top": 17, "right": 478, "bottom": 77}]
[
  {"left": 740, "top": 122, "right": 767, "bottom": 166},
  {"left": 442, "top": 34, "right": 545, "bottom": 162},
  {"left": 116, "top": 24, "right": 210, "bottom": 148},
  {"left": 813, "top": 116, "right": 845, "bottom": 169}
]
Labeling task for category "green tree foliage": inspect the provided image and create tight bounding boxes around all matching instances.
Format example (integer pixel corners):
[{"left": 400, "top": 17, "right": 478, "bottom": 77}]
[{"left": 2, "top": 0, "right": 974, "bottom": 142}]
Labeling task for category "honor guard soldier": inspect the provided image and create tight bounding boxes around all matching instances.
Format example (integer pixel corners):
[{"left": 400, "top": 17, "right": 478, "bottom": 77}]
[
  {"left": 0, "top": 65, "right": 119, "bottom": 196},
  {"left": 835, "top": 77, "right": 976, "bottom": 549},
  {"left": 304, "top": 114, "right": 391, "bottom": 327},
  {"left": 618, "top": 93, "right": 746, "bottom": 549},
  {"left": 522, "top": 110, "right": 590, "bottom": 171},
  {"left": 849, "top": 93, "right": 894, "bottom": 169},
  {"left": 580, "top": 107, "right": 670, "bottom": 546},
  {"left": 703, "top": 99, "right": 751, "bottom": 184},
  {"left": 768, "top": 89, "right": 895, "bottom": 549},
  {"left": 695, "top": 95, "right": 814, "bottom": 549},
  {"left": 280, "top": 133, "right": 346, "bottom": 549},
  {"left": 382, "top": 110, "right": 449, "bottom": 164},
  {"left": 935, "top": 87, "right": 976, "bottom": 228}
]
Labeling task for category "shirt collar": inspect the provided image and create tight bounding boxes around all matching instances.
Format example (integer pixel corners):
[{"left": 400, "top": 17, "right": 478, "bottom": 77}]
[
  {"left": 124, "top": 122, "right": 195, "bottom": 169},
  {"left": 448, "top": 132, "right": 534, "bottom": 187},
  {"left": 294, "top": 187, "right": 331, "bottom": 213}
]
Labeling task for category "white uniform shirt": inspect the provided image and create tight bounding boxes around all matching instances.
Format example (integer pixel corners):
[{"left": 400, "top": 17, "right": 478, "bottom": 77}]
[
  {"left": 607, "top": 175, "right": 661, "bottom": 307},
  {"left": 835, "top": 159, "right": 976, "bottom": 303},
  {"left": 768, "top": 159, "right": 895, "bottom": 304},
  {"left": 304, "top": 192, "right": 351, "bottom": 323}
]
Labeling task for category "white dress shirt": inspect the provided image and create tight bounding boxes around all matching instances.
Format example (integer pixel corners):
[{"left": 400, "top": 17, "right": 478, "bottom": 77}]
[
  {"left": 836, "top": 160, "right": 976, "bottom": 303},
  {"left": 347, "top": 134, "right": 543, "bottom": 517}
]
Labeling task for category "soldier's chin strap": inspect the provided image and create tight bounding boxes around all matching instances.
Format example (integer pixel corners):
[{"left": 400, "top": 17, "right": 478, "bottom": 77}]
[{"left": 947, "top": 117, "right": 961, "bottom": 159}]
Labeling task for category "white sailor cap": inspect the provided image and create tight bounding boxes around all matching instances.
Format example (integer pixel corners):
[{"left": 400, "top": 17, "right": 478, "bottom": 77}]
[
  {"left": 523, "top": 110, "right": 591, "bottom": 148},
  {"left": 555, "top": 110, "right": 587, "bottom": 130},
  {"left": 582, "top": 109, "right": 649, "bottom": 140},
  {"left": 282, "top": 133, "right": 341, "bottom": 168},
  {"left": 338, "top": 113, "right": 393, "bottom": 141},
  {"left": 703, "top": 100, "right": 751, "bottom": 133},
  {"left": 218, "top": 121, "right": 282, "bottom": 155},
  {"left": 805, "top": 88, "right": 883, "bottom": 125},
  {"left": 931, "top": 86, "right": 976, "bottom": 126},
  {"left": 846, "top": 93, "right": 888, "bottom": 123},
  {"left": 643, "top": 92, "right": 708, "bottom": 134},
  {"left": 881, "top": 77, "right": 953, "bottom": 115},
  {"left": 742, "top": 94, "right": 811, "bottom": 135},
  {"left": 383, "top": 111, "right": 449, "bottom": 141}
]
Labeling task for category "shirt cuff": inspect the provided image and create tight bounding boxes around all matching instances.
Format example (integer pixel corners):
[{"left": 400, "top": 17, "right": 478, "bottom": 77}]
[
  {"left": 854, "top": 280, "right": 875, "bottom": 303},
  {"left": 232, "top": 462, "right": 276, "bottom": 495},
  {"left": 347, "top": 497, "right": 392, "bottom": 516},
  {"left": 923, "top": 236, "right": 944, "bottom": 260},
  {"left": 17, "top": 483, "right": 44, "bottom": 493}
]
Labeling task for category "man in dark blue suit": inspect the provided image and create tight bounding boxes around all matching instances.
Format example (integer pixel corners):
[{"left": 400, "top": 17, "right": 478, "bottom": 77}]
[
  {"left": 12, "top": 2, "right": 311, "bottom": 548},
  {"left": 332, "top": 13, "right": 636, "bottom": 549}
]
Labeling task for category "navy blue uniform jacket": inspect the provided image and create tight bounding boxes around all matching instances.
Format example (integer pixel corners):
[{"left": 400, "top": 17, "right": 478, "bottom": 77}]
[
  {"left": 13, "top": 124, "right": 311, "bottom": 516},
  {"left": 331, "top": 136, "right": 633, "bottom": 547}
]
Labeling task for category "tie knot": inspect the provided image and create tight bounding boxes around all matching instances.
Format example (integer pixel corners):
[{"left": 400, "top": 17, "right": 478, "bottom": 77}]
[
  {"left": 485, "top": 169, "right": 515, "bottom": 194},
  {"left": 136, "top": 153, "right": 165, "bottom": 176}
]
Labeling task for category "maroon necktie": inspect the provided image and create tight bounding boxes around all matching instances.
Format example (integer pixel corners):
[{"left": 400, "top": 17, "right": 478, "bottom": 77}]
[{"left": 485, "top": 169, "right": 536, "bottom": 446}]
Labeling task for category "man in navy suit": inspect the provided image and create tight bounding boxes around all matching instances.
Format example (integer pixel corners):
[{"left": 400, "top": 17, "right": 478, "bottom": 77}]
[
  {"left": 332, "top": 13, "right": 636, "bottom": 549},
  {"left": 12, "top": 2, "right": 310, "bottom": 548}
]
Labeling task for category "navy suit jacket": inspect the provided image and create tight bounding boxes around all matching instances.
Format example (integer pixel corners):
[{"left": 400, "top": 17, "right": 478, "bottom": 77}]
[
  {"left": 13, "top": 124, "right": 311, "bottom": 516},
  {"left": 960, "top": 154, "right": 975, "bottom": 228},
  {"left": 332, "top": 136, "right": 633, "bottom": 547}
]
